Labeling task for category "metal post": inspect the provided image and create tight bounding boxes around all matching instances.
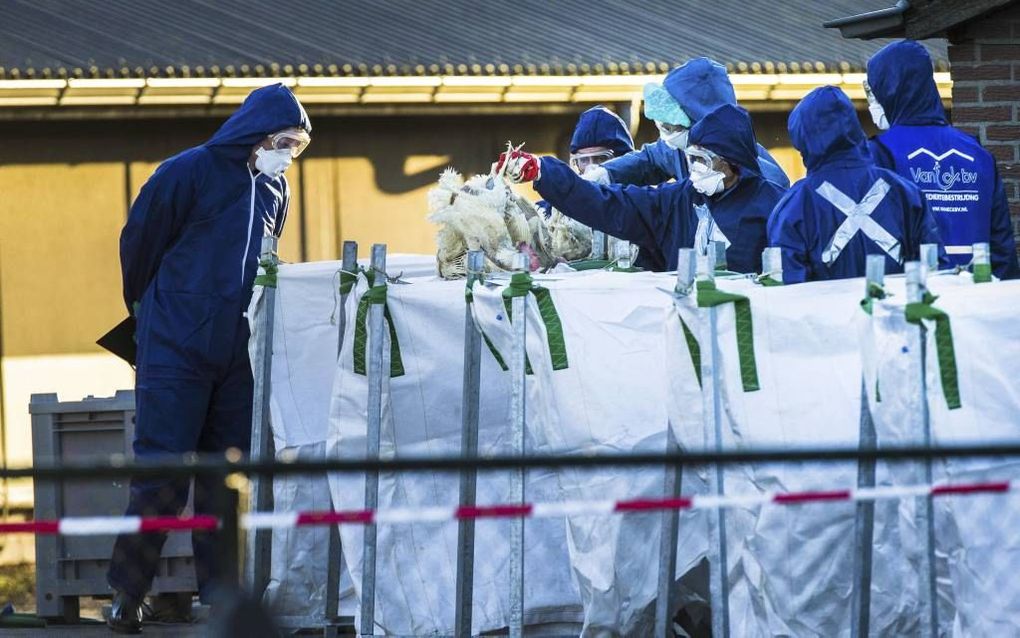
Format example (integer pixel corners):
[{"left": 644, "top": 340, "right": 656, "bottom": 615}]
[
  {"left": 591, "top": 230, "right": 607, "bottom": 261},
  {"left": 712, "top": 240, "right": 728, "bottom": 272},
  {"left": 360, "top": 244, "right": 387, "bottom": 637},
  {"left": 654, "top": 249, "right": 695, "bottom": 636},
  {"left": 905, "top": 261, "right": 939, "bottom": 638},
  {"left": 920, "top": 243, "right": 938, "bottom": 279},
  {"left": 761, "top": 247, "right": 782, "bottom": 282},
  {"left": 972, "top": 242, "right": 991, "bottom": 283},
  {"left": 613, "top": 240, "right": 632, "bottom": 269},
  {"left": 851, "top": 255, "right": 884, "bottom": 637},
  {"left": 246, "top": 235, "right": 278, "bottom": 596},
  {"left": 698, "top": 250, "right": 730, "bottom": 638},
  {"left": 455, "top": 251, "right": 485, "bottom": 638},
  {"left": 338, "top": 240, "right": 359, "bottom": 357},
  {"left": 325, "top": 240, "right": 358, "bottom": 636},
  {"left": 508, "top": 251, "right": 529, "bottom": 638}
]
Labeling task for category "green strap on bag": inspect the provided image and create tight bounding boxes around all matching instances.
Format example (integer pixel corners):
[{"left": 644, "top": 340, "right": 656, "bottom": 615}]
[
  {"left": 972, "top": 262, "right": 992, "bottom": 283},
  {"left": 499, "top": 271, "right": 570, "bottom": 373},
  {"left": 695, "top": 280, "right": 759, "bottom": 392},
  {"left": 905, "top": 293, "right": 961, "bottom": 410},
  {"left": 859, "top": 282, "right": 887, "bottom": 316},
  {"left": 352, "top": 281, "right": 405, "bottom": 378},
  {"left": 253, "top": 260, "right": 278, "bottom": 288},
  {"left": 678, "top": 316, "right": 702, "bottom": 387},
  {"left": 339, "top": 269, "right": 359, "bottom": 295}
]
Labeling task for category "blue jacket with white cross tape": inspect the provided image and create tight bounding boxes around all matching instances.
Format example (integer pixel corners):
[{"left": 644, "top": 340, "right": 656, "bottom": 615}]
[
  {"left": 866, "top": 39, "right": 1018, "bottom": 279},
  {"left": 767, "top": 86, "right": 943, "bottom": 283}
]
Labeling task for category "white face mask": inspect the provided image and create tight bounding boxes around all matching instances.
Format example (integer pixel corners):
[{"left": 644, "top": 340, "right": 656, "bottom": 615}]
[
  {"left": 661, "top": 128, "right": 689, "bottom": 150},
  {"left": 689, "top": 162, "right": 725, "bottom": 196},
  {"left": 255, "top": 147, "right": 293, "bottom": 178},
  {"left": 868, "top": 101, "right": 890, "bottom": 131}
]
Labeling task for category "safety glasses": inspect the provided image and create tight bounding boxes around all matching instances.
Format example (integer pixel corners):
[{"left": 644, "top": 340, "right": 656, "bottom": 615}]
[
  {"left": 655, "top": 120, "right": 688, "bottom": 137},
  {"left": 569, "top": 148, "right": 615, "bottom": 172},
  {"left": 684, "top": 145, "right": 719, "bottom": 170},
  {"left": 270, "top": 128, "right": 311, "bottom": 158}
]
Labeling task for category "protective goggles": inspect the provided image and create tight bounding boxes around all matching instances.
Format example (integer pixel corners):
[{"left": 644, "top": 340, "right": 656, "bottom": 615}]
[
  {"left": 569, "top": 148, "right": 615, "bottom": 172},
  {"left": 269, "top": 128, "right": 311, "bottom": 158},
  {"left": 684, "top": 145, "right": 720, "bottom": 170},
  {"left": 655, "top": 120, "right": 688, "bottom": 137}
]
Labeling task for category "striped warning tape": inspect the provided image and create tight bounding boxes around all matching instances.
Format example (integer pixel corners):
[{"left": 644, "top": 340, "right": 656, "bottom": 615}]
[{"left": 1, "top": 480, "right": 1012, "bottom": 536}]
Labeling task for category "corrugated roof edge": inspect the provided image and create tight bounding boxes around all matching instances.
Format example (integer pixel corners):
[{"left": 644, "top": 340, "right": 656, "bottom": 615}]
[{"left": 0, "top": 57, "right": 952, "bottom": 81}]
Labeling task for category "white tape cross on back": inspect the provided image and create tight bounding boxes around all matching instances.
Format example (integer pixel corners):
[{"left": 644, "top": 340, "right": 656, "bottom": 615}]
[{"left": 817, "top": 179, "right": 900, "bottom": 266}]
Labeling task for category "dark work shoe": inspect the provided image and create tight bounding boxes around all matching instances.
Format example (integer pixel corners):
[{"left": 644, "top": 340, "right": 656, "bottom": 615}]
[
  {"left": 141, "top": 593, "right": 194, "bottom": 624},
  {"left": 107, "top": 590, "right": 143, "bottom": 634}
]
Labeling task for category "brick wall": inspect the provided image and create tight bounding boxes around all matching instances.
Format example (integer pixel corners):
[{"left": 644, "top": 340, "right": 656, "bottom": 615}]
[{"left": 948, "top": 2, "right": 1020, "bottom": 247}]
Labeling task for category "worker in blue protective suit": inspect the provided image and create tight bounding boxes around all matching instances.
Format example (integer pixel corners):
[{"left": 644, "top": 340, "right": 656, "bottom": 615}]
[
  {"left": 591, "top": 57, "right": 791, "bottom": 191},
  {"left": 535, "top": 105, "right": 635, "bottom": 218},
  {"left": 106, "top": 83, "right": 310, "bottom": 634},
  {"left": 767, "top": 86, "right": 943, "bottom": 283},
  {"left": 497, "top": 104, "right": 787, "bottom": 273},
  {"left": 865, "top": 40, "right": 1019, "bottom": 279}
]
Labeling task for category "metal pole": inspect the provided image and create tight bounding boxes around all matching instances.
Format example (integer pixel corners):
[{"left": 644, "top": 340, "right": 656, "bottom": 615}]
[
  {"left": 360, "top": 244, "right": 387, "bottom": 637},
  {"left": 905, "top": 261, "right": 939, "bottom": 638},
  {"left": 338, "top": 240, "right": 359, "bottom": 358},
  {"left": 712, "top": 240, "right": 728, "bottom": 272},
  {"left": 972, "top": 242, "right": 991, "bottom": 283},
  {"left": 508, "top": 251, "right": 529, "bottom": 638},
  {"left": 246, "top": 235, "right": 278, "bottom": 596},
  {"left": 613, "top": 240, "right": 632, "bottom": 269},
  {"left": 920, "top": 243, "right": 938, "bottom": 279},
  {"left": 325, "top": 240, "right": 358, "bottom": 635},
  {"left": 761, "top": 247, "right": 782, "bottom": 282},
  {"left": 455, "top": 251, "right": 485, "bottom": 638},
  {"left": 698, "top": 251, "right": 730, "bottom": 638},
  {"left": 591, "top": 230, "right": 607, "bottom": 261},
  {"left": 654, "top": 249, "right": 696, "bottom": 636},
  {"left": 851, "top": 255, "right": 884, "bottom": 638}
]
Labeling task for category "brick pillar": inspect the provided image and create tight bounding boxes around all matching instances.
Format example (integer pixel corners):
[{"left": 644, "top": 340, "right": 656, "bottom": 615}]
[{"left": 948, "top": 3, "right": 1020, "bottom": 252}]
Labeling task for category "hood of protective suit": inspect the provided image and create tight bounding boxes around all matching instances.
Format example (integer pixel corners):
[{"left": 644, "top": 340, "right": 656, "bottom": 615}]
[
  {"left": 662, "top": 57, "right": 737, "bottom": 123},
  {"left": 866, "top": 40, "right": 947, "bottom": 126},
  {"left": 206, "top": 83, "right": 312, "bottom": 157},
  {"left": 688, "top": 104, "right": 760, "bottom": 174},
  {"left": 569, "top": 106, "right": 635, "bottom": 157},
  {"left": 789, "top": 86, "right": 869, "bottom": 173}
]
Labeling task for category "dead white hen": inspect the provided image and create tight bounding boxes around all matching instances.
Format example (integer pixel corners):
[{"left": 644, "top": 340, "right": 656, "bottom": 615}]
[{"left": 427, "top": 168, "right": 594, "bottom": 278}]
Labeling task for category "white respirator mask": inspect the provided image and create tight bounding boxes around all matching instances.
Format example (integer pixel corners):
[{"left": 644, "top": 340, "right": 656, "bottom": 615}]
[
  {"left": 255, "top": 147, "right": 294, "bottom": 178},
  {"left": 688, "top": 161, "right": 726, "bottom": 196},
  {"left": 864, "top": 80, "right": 890, "bottom": 131}
]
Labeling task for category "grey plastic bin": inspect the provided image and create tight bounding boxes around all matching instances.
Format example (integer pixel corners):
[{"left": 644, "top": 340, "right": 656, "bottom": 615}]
[{"left": 29, "top": 390, "right": 196, "bottom": 621}]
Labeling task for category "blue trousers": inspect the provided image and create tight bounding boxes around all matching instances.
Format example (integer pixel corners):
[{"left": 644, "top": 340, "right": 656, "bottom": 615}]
[{"left": 107, "top": 330, "right": 253, "bottom": 603}]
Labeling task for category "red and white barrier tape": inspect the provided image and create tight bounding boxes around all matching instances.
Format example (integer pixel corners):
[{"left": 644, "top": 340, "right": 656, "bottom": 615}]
[{"left": 2, "top": 480, "right": 1013, "bottom": 536}]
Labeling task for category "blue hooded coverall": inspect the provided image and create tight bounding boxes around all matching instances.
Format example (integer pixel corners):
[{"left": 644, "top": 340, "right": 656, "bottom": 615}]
[
  {"left": 535, "top": 104, "right": 786, "bottom": 273},
  {"left": 867, "top": 40, "right": 1019, "bottom": 279},
  {"left": 602, "top": 57, "right": 791, "bottom": 190},
  {"left": 108, "top": 84, "right": 311, "bottom": 601},
  {"left": 537, "top": 105, "right": 635, "bottom": 217},
  {"left": 767, "top": 86, "right": 942, "bottom": 283}
]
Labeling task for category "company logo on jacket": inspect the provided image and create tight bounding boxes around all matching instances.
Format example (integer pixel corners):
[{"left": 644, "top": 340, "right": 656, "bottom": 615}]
[{"left": 907, "top": 147, "right": 979, "bottom": 193}]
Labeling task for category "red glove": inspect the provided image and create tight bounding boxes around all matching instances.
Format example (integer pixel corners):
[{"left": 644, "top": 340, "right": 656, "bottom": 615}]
[{"left": 496, "top": 150, "right": 541, "bottom": 183}]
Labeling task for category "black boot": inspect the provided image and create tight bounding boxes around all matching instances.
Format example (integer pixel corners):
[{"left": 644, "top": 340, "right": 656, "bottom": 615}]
[{"left": 107, "top": 590, "right": 143, "bottom": 634}]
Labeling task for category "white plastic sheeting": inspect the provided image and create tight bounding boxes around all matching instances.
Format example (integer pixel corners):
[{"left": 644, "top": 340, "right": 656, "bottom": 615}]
[
  {"left": 327, "top": 272, "right": 588, "bottom": 635},
  {"left": 860, "top": 275, "right": 1020, "bottom": 637},
  {"left": 251, "top": 257, "right": 1020, "bottom": 637}
]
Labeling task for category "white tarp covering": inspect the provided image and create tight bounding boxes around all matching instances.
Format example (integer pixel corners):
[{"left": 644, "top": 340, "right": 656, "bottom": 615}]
[
  {"left": 860, "top": 275, "right": 1020, "bottom": 637},
  {"left": 252, "top": 257, "right": 1020, "bottom": 637}
]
